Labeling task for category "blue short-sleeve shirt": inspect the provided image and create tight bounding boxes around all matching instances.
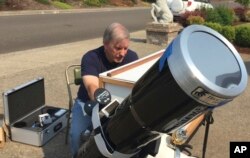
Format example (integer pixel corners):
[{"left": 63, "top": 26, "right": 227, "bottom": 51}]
[{"left": 77, "top": 46, "right": 138, "bottom": 102}]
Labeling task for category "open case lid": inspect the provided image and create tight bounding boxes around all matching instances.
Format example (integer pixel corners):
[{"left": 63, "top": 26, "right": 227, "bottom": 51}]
[{"left": 3, "top": 77, "right": 45, "bottom": 125}]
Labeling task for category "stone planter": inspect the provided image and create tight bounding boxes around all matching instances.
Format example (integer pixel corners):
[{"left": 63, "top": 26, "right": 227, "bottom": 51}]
[{"left": 146, "top": 22, "right": 183, "bottom": 45}]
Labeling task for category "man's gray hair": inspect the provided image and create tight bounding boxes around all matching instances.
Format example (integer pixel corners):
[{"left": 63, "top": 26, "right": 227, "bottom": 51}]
[{"left": 103, "top": 22, "right": 130, "bottom": 43}]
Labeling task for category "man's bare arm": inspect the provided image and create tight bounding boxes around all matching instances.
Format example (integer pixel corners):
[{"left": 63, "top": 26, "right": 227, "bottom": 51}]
[{"left": 82, "top": 75, "right": 99, "bottom": 101}]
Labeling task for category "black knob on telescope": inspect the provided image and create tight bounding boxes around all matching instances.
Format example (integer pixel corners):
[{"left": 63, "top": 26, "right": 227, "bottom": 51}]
[
  {"left": 84, "top": 101, "right": 97, "bottom": 116},
  {"left": 94, "top": 88, "right": 111, "bottom": 107},
  {"left": 84, "top": 88, "right": 112, "bottom": 116}
]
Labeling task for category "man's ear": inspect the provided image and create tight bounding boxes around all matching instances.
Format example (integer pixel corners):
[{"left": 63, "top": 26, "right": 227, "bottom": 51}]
[{"left": 103, "top": 41, "right": 108, "bottom": 48}]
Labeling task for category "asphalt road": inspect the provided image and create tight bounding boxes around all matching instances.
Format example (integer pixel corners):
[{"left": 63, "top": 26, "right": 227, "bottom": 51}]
[
  {"left": 0, "top": 1, "right": 242, "bottom": 54},
  {"left": 0, "top": 7, "right": 151, "bottom": 54}
]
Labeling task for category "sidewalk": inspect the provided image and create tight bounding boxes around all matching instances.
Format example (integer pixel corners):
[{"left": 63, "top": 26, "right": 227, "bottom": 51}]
[{"left": 0, "top": 30, "right": 249, "bottom": 158}]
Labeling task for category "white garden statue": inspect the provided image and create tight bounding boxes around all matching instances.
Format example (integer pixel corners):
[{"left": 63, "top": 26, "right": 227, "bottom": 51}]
[{"left": 151, "top": 0, "right": 173, "bottom": 23}]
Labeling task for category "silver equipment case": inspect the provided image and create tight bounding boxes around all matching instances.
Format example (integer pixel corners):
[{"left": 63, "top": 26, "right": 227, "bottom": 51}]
[{"left": 2, "top": 77, "right": 68, "bottom": 146}]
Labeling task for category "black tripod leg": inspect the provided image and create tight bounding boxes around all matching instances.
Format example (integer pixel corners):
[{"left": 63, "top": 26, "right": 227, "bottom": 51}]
[{"left": 202, "top": 111, "right": 214, "bottom": 158}]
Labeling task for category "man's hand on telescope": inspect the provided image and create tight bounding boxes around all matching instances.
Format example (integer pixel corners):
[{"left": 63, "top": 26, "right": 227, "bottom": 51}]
[
  {"left": 84, "top": 101, "right": 98, "bottom": 116},
  {"left": 84, "top": 88, "right": 112, "bottom": 116}
]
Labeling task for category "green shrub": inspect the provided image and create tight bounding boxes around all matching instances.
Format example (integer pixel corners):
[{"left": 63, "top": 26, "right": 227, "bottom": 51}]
[
  {"left": 99, "top": 0, "right": 107, "bottom": 3},
  {"left": 216, "top": 6, "right": 235, "bottom": 25},
  {"left": 180, "top": 10, "right": 206, "bottom": 26},
  {"left": 0, "top": 0, "right": 5, "bottom": 6},
  {"left": 35, "top": 0, "right": 50, "bottom": 5},
  {"left": 235, "top": 26, "right": 250, "bottom": 47},
  {"left": 83, "top": 0, "right": 107, "bottom": 7},
  {"left": 186, "top": 15, "right": 205, "bottom": 25},
  {"left": 51, "top": 1, "right": 72, "bottom": 9},
  {"left": 204, "top": 6, "right": 235, "bottom": 25},
  {"left": 221, "top": 25, "right": 235, "bottom": 42},
  {"left": 204, "top": 22, "right": 222, "bottom": 33},
  {"left": 204, "top": 8, "right": 222, "bottom": 24}
]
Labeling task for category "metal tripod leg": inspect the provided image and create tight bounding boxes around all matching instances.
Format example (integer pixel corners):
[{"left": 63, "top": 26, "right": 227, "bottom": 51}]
[{"left": 202, "top": 111, "right": 214, "bottom": 158}]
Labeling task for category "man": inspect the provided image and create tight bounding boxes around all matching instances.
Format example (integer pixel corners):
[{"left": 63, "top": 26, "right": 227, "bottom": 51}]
[{"left": 70, "top": 22, "right": 138, "bottom": 158}]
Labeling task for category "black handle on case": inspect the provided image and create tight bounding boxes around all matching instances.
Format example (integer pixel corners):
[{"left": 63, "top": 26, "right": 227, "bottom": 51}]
[{"left": 54, "top": 122, "right": 62, "bottom": 132}]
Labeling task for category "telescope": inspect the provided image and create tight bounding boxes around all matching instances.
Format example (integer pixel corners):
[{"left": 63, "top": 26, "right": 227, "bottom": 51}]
[{"left": 77, "top": 25, "right": 248, "bottom": 158}]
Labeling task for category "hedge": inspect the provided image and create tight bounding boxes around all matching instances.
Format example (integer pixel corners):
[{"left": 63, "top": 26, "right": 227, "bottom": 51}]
[{"left": 235, "top": 26, "right": 250, "bottom": 47}]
